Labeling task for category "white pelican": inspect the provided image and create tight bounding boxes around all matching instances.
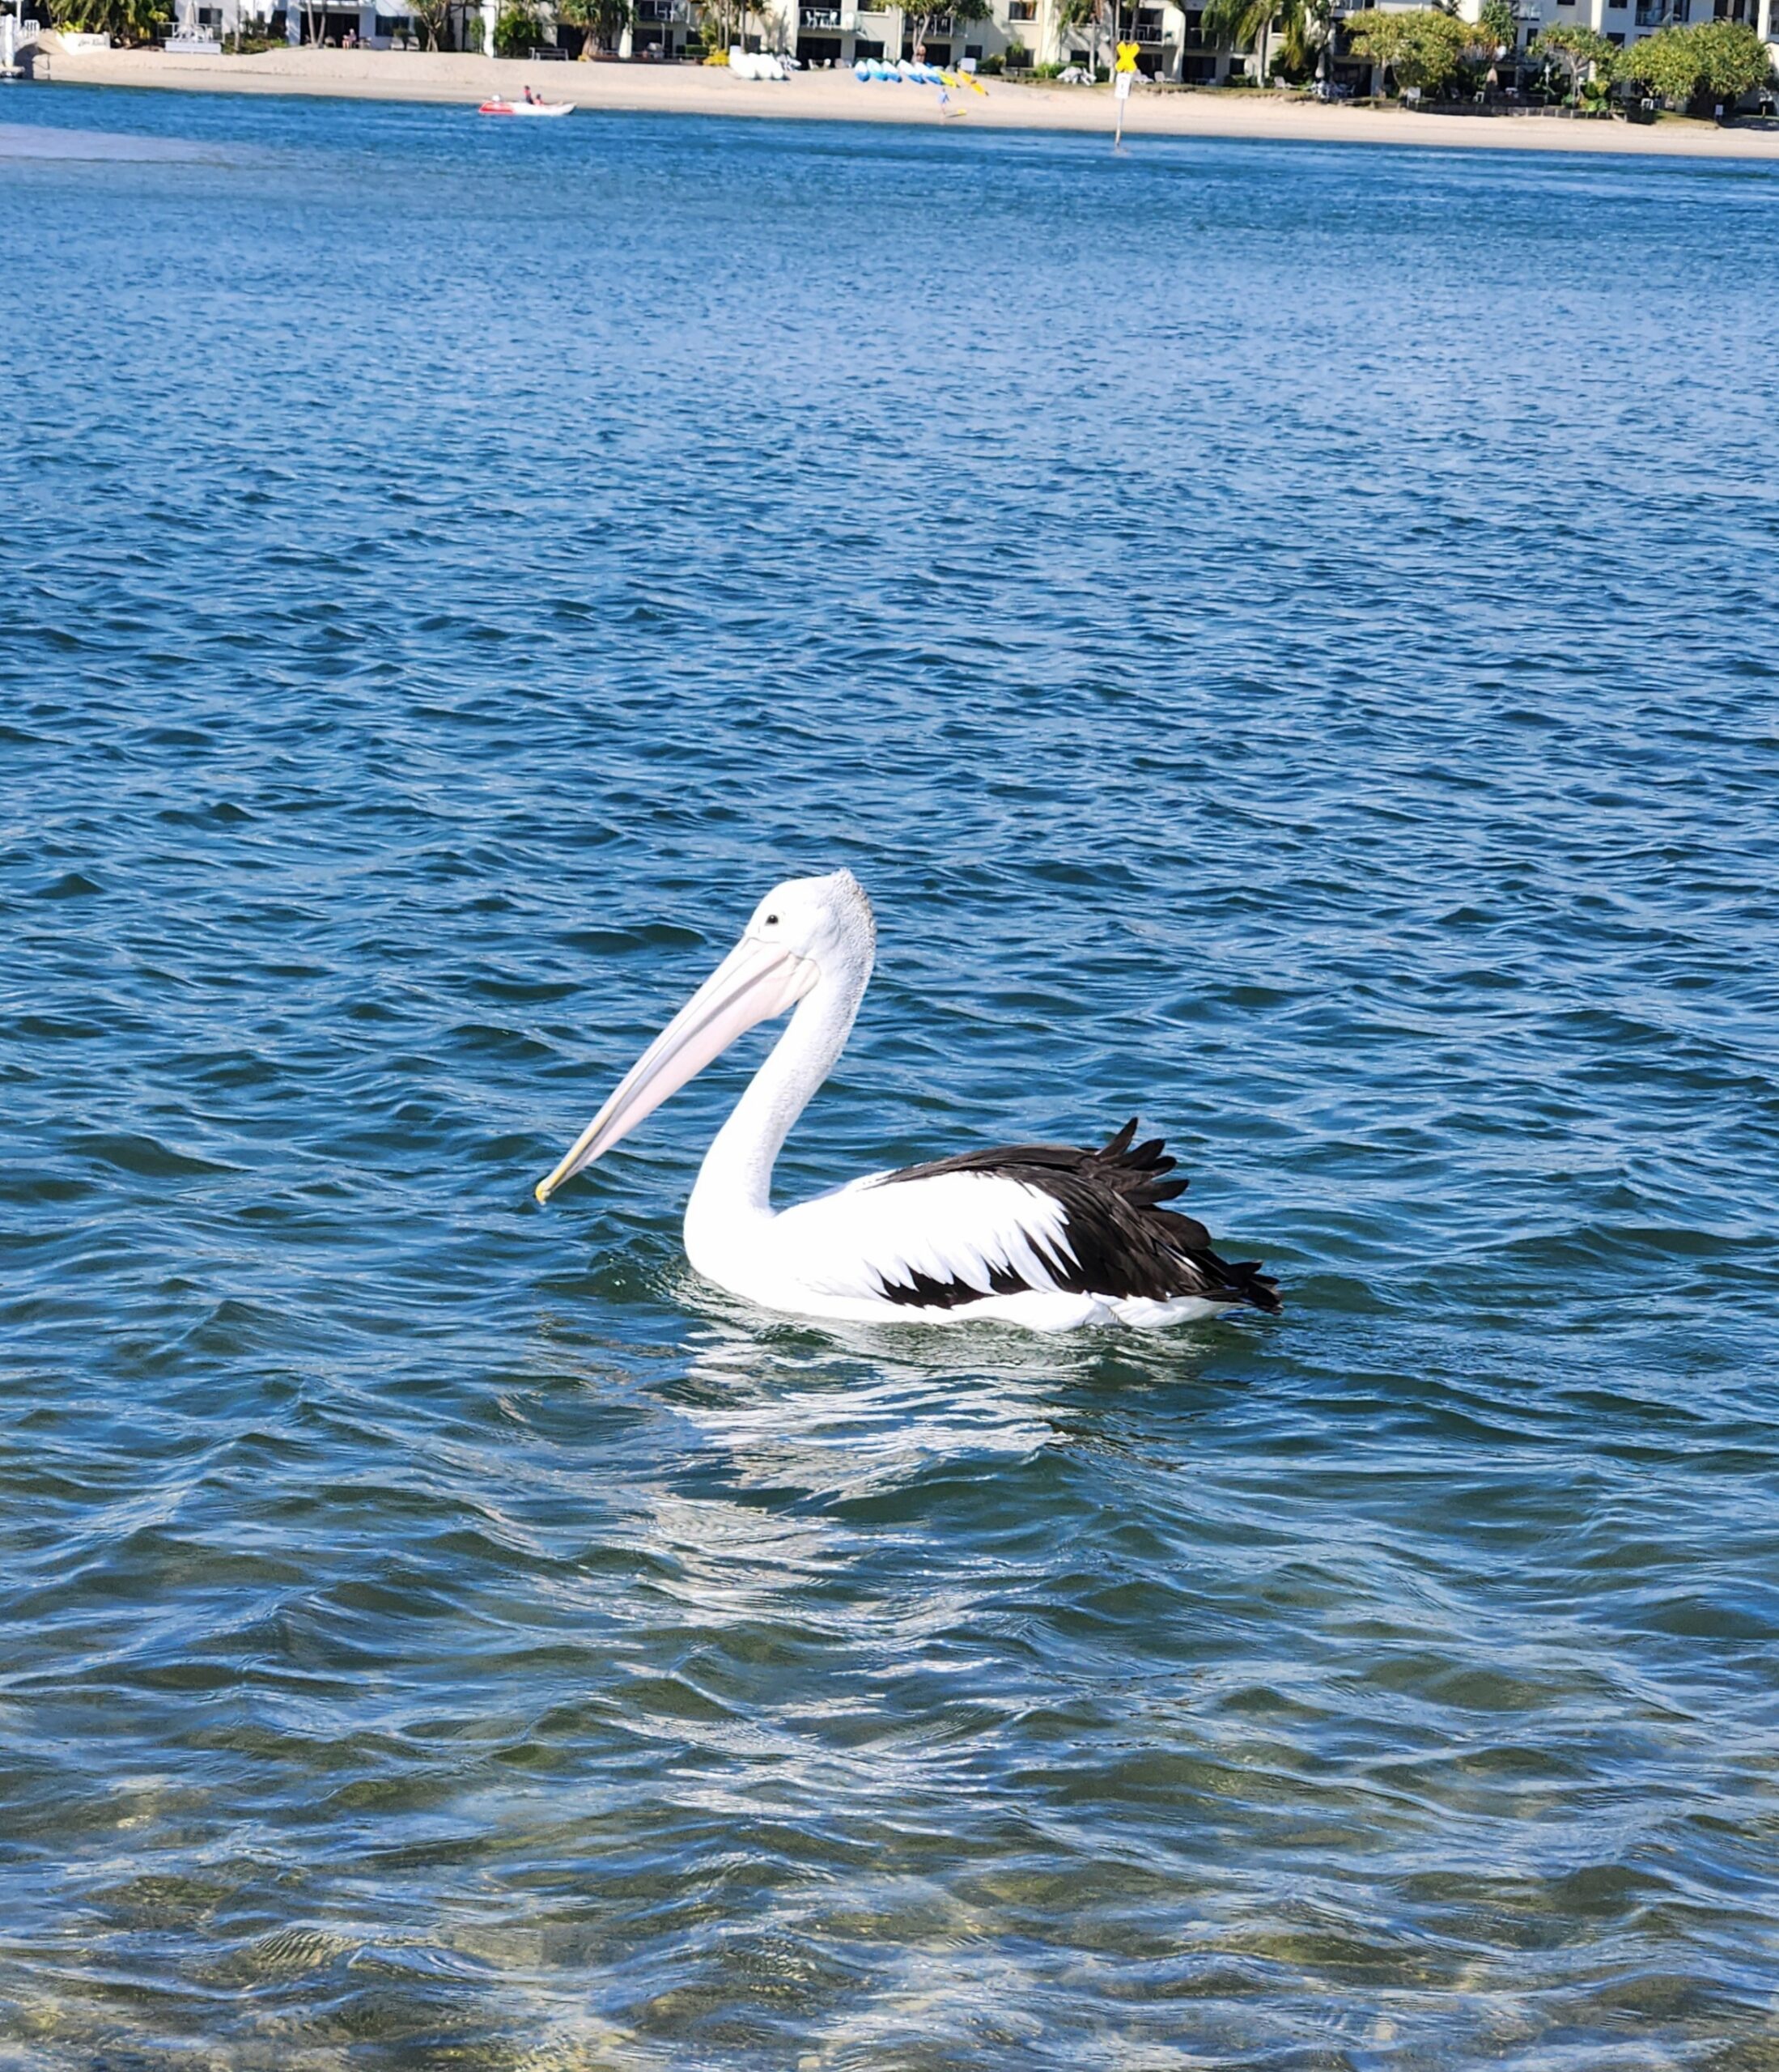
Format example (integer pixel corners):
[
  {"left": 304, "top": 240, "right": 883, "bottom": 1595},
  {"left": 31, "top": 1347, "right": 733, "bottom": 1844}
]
[{"left": 535, "top": 871, "right": 1280, "bottom": 1331}]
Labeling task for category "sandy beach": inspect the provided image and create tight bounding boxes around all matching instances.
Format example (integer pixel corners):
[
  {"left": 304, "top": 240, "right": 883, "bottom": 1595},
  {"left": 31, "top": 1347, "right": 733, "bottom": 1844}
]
[{"left": 27, "top": 40, "right": 1779, "bottom": 157}]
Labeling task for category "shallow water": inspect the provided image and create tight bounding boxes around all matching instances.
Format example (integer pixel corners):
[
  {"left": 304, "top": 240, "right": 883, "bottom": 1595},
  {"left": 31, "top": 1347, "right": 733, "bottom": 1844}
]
[{"left": 3, "top": 85, "right": 1778, "bottom": 2069}]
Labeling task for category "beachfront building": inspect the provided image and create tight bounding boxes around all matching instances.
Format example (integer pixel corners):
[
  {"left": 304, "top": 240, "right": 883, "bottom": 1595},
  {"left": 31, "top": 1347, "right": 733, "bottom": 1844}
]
[
  {"left": 218, "top": 0, "right": 1777, "bottom": 70},
  {"left": 762, "top": 0, "right": 1779, "bottom": 79},
  {"left": 778, "top": 0, "right": 1774, "bottom": 79},
  {"left": 772, "top": 0, "right": 1238, "bottom": 78},
  {"left": 189, "top": 0, "right": 425, "bottom": 44}
]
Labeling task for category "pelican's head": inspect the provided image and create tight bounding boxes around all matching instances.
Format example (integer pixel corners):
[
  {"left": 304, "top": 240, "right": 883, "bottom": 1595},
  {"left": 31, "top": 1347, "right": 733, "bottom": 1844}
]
[
  {"left": 739, "top": 867, "right": 876, "bottom": 971},
  {"left": 534, "top": 870, "right": 874, "bottom": 1204}
]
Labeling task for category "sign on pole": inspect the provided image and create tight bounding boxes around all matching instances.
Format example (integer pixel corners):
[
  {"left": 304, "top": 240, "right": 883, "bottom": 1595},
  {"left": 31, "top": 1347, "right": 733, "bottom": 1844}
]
[{"left": 1113, "top": 38, "right": 1139, "bottom": 148}]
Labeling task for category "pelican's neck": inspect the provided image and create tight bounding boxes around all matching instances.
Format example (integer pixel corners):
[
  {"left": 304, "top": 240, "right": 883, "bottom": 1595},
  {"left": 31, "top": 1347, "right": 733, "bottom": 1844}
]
[{"left": 686, "top": 956, "right": 867, "bottom": 1234}]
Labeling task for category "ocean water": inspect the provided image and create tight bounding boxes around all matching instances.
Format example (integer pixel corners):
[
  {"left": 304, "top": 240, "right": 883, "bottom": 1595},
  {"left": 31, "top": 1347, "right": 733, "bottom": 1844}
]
[{"left": 3, "top": 84, "right": 1778, "bottom": 2069}]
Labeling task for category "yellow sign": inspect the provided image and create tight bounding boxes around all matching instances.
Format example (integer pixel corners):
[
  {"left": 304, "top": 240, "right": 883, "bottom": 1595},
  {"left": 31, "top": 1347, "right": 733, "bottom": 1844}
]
[{"left": 1115, "top": 39, "right": 1140, "bottom": 71}]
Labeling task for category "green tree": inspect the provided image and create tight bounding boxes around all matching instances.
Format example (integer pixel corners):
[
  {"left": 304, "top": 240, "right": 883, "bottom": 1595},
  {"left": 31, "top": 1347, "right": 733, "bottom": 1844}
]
[
  {"left": 1692, "top": 16, "right": 1772, "bottom": 100},
  {"left": 1615, "top": 21, "right": 1699, "bottom": 101},
  {"left": 493, "top": 0, "right": 542, "bottom": 52},
  {"left": 404, "top": 0, "right": 454, "bottom": 49},
  {"left": 1616, "top": 17, "right": 1769, "bottom": 108},
  {"left": 48, "top": 0, "right": 168, "bottom": 40},
  {"left": 694, "top": 0, "right": 753, "bottom": 54},
  {"left": 1275, "top": 0, "right": 1335, "bottom": 79},
  {"left": 1200, "top": 0, "right": 1331, "bottom": 83},
  {"left": 1199, "top": 0, "right": 1267, "bottom": 77},
  {"left": 1057, "top": 0, "right": 1107, "bottom": 76},
  {"left": 1341, "top": 6, "right": 1471, "bottom": 92},
  {"left": 558, "top": 0, "right": 632, "bottom": 52},
  {"left": 1531, "top": 21, "right": 1615, "bottom": 98},
  {"left": 1476, "top": 0, "right": 1514, "bottom": 52}
]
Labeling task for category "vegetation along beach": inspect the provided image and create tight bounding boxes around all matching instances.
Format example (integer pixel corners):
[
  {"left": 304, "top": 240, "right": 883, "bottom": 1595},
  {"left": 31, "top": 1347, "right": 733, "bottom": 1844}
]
[{"left": 3, "top": 54, "right": 1777, "bottom": 2072}]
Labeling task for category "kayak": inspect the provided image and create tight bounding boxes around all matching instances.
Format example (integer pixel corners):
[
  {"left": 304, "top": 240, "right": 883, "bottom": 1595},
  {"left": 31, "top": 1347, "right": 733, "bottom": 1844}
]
[{"left": 478, "top": 98, "right": 572, "bottom": 117}]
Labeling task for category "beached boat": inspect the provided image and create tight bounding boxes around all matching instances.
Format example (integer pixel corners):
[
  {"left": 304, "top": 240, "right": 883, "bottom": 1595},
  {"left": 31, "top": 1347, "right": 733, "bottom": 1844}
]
[{"left": 477, "top": 97, "right": 572, "bottom": 117}]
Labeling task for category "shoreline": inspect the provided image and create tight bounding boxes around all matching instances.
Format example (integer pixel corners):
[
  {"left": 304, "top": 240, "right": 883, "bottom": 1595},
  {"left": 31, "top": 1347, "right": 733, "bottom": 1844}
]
[{"left": 23, "top": 44, "right": 1779, "bottom": 158}]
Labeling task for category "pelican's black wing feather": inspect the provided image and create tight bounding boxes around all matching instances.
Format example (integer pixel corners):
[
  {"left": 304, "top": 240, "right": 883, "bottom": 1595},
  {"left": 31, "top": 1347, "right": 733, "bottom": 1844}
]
[{"left": 875, "top": 1119, "right": 1281, "bottom": 1314}]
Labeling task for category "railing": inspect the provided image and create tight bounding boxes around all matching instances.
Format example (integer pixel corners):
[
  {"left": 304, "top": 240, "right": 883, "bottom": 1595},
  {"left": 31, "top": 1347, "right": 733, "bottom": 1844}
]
[{"left": 800, "top": 6, "right": 841, "bottom": 23}]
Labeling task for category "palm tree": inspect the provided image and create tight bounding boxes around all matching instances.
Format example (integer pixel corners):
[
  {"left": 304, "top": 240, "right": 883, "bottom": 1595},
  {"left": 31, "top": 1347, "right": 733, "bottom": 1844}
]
[
  {"left": 1056, "top": 0, "right": 1106, "bottom": 74},
  {"left": 559, "top": 0, "right": 633, "bottom": 50},
  {"left": 1199, "top": 0, "right": 1326, "bottom": 81},
  {"left": 693, "top": 0, "right": 754, "bottom": 52}
]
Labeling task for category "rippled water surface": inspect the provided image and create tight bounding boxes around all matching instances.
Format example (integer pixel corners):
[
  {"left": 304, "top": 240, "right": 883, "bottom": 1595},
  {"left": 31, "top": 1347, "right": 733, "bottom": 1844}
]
[{"left": 4, "top": 87, "right": 1778, "bottom": 2068}]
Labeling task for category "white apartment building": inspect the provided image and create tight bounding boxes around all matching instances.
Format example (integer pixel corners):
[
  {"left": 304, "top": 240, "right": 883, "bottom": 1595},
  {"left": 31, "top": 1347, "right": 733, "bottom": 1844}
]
[
  {"left": 213, "top": 0, "right": 1777, "bottom": 76},
  {"left": 771, "top": 0, "right": 1776, "bottom": 81},
  {"left": 756, "top": 0, "right": 1220, "bottom": 77}
]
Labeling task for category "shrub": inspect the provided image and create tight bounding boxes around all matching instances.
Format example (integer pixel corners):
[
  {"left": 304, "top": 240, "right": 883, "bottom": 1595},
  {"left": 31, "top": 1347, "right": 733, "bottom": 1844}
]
[{"left": 491, "top": 2, "right": 537, "bottom": 53}]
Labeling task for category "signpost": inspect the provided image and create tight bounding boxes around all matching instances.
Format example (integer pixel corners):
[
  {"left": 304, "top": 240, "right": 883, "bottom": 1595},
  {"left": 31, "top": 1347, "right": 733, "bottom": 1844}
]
[{"left": 1113, "top": 36, "right": 1139, "bottom": 150}]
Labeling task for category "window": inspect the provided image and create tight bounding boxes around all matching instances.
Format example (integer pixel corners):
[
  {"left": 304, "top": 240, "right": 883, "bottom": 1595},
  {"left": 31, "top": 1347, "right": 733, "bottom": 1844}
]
[
  {"left": 1007, "top": 2, "right": 1034, "bottom": 18},
  {"left": 1607, "top": 27, "right": 1624, "bottom": 37}
]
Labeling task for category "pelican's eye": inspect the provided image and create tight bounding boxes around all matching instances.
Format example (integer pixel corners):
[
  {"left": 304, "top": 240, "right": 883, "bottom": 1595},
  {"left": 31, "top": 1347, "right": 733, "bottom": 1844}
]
[{"left": 765, "top": 914, "right": 779, "bottom": 927}]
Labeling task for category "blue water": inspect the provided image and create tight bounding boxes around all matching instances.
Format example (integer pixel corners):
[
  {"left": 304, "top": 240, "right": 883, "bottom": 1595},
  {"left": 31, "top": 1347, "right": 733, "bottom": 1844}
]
[{"left": 4, "top": 85, "right": 1778, "bottom": 2067}]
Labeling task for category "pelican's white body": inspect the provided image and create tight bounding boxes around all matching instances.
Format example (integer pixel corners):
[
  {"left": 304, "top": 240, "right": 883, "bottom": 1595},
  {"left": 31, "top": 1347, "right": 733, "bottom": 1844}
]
[
  {"left": 538, "top": 871, "right": 1238, "bottom": 1332},
  {"left": 688, "top": 1168, "right": 1228, "bottom": 1331}
]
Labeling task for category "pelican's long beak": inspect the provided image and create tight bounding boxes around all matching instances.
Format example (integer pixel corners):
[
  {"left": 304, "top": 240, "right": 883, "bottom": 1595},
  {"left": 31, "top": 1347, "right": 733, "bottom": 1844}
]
[{"left": 534, "top": 935, "right": 816, "bottom": 1204}]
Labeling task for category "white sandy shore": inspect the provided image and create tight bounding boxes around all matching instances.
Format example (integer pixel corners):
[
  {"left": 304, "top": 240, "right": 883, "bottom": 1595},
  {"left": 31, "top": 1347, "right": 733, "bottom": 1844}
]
[{"left": 28, "top": 40, "right": 1779, "bottom": 158}]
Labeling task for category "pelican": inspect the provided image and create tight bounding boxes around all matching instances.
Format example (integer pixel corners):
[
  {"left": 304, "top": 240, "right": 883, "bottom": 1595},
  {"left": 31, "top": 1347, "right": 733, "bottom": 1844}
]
[{"left": 535, "top": 871, "right": 1280, "bottom": 1331}]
